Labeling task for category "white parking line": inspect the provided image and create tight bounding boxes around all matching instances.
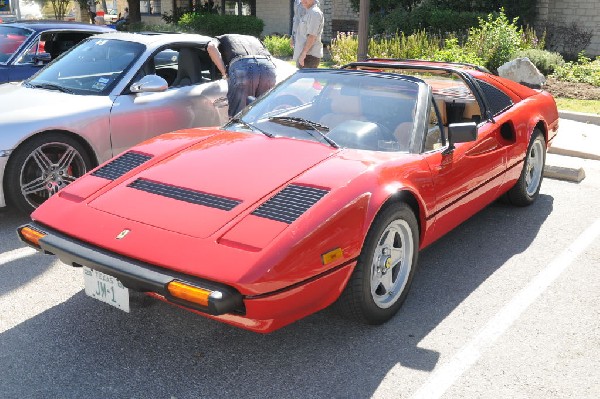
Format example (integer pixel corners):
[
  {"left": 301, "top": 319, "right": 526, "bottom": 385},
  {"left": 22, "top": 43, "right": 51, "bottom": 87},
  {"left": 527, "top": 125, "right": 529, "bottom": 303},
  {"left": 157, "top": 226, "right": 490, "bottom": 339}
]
[
  {"left": 411, "top": 217, "right": 600, "bottom": 399},
  {"left": 0, "top": 247, "right": 38, "bottom": 266}
]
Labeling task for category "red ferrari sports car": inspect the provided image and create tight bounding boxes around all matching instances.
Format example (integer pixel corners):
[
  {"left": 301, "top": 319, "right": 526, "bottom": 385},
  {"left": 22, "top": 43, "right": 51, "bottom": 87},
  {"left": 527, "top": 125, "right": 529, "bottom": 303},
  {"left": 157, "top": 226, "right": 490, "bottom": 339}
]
[{"left": 18, "top": 59, "right": 558, "bottom": 333}]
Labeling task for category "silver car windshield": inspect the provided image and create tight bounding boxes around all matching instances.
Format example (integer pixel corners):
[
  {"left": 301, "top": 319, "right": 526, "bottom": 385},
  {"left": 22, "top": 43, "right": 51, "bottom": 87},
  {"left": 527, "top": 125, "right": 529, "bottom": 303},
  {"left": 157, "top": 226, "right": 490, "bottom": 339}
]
[
  {"left": 235, "top": 70, "right": 420, "bottom": 152},
  {"left": 28, "top": 38, "right": 145, "bottom": 95},
  {"left": 0, "top": 26, "right": 34, "bottom": 64}
]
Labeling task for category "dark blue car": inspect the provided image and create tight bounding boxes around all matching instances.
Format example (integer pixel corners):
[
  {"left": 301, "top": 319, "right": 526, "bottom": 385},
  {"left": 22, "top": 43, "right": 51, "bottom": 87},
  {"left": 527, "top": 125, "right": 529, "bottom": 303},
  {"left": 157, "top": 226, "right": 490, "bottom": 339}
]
[{"left": 0, "top": 21, "right": 113, "bottom": 83}]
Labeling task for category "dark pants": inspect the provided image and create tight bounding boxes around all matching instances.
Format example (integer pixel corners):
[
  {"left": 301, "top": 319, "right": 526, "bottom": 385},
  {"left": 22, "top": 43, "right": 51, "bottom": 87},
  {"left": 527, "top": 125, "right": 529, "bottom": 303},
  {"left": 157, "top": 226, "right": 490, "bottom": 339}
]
[
  {"left": 89, "top": 11, "right": 96, "bottom": 24},
  {"left": 227, "top": 57, "right": 276, "bottom": 117},
  {"left": 298, "top": 55, "right": 321, "bottom": 69}
]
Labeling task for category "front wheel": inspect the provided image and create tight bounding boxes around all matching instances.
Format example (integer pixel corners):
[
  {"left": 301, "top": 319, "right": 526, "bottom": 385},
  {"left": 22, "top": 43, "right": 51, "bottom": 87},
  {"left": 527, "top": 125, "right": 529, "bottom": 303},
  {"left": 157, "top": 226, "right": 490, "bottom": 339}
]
[
  {"left": 335, "top": 203, "right": 419, "bottom": 325},
  {"left": 506, "top": 129, "right": 546, "bottom": 207},
  {"left": 5, "top": 133, "right": 93, "bottom": 214}
]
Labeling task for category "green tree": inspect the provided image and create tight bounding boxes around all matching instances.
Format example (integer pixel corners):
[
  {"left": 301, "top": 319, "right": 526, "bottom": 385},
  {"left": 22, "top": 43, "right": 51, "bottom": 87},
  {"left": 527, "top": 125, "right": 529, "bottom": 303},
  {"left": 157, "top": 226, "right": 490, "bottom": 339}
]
[{"left": 48, "top": 0, "right": 70, "bottom": 19}]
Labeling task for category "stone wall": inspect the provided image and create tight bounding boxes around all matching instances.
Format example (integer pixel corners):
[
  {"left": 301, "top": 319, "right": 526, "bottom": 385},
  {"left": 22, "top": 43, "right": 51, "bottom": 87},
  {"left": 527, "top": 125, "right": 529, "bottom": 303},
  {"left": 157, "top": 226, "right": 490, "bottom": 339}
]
[
  {"left": 258, "top": 0, "right": 291, "bottom": 36},
  {"left": 536, "top": 0, "right": 600, "bottom": 56}
]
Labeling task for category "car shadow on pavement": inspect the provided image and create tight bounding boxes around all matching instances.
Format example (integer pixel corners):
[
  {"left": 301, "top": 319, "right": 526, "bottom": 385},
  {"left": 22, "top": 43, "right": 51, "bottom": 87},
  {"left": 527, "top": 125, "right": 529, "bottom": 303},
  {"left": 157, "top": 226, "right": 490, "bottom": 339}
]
[
  {"left": 0, "top": 207, "right": 53, "bottom": 297},
  {"left": 0, "top": 195, "right": 554, "bottom": 398}
]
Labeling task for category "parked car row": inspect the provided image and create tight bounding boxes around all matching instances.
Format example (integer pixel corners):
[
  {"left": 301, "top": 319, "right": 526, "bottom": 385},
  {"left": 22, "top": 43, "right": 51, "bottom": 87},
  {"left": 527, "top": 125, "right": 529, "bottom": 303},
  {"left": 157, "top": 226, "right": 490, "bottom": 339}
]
[{"left": 0, "top": 28, "right": 295, "bottom": 214}]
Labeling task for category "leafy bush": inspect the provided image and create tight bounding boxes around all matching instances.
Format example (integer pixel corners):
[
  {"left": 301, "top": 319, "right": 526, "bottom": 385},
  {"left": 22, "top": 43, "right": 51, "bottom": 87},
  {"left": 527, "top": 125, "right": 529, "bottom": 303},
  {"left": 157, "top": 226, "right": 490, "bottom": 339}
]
[
  {"left": 513, "top": 49, "right": 565, "bottom": 75},
  {"left": 376, "top": 4, "right": 485, "bottom": 36},
  {"left": 329, "top": 32, "right": 359, "bottom": 66},
  {"left": 263, "top": 35, "right": 293, "bottom": 58},
  {"left": 124, "top": 22, "right": 183, "bottom": 33},
  {"left": 369, "top": 31, "right": 440, "bottom": 59},
  {"left": 465, "top": 9, "right": 522, "bottom": 72},
  {"left": 433, "top": 37, "right": 484, "bottom": 65},
  {"left": 177, "top": 13, "right": 264, "bottom": 37},
  {"left": 544, "top": 22, "right": 593, "bottom": 61},
  {"left": 330, "top": 31, "right": 441, "bottom": 66},
  {"left": 551, "top": 53, "right": 600, "bottom": 87}
]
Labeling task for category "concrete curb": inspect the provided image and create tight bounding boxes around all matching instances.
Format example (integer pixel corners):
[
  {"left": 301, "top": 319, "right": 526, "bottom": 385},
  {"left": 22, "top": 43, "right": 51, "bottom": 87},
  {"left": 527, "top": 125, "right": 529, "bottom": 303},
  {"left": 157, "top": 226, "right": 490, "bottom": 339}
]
[
  {"left": 543, "top": 165, "right": 586, "bottom": 183},
  {"left": 558, "top": 110, "right": 600, "bottom": 125}
]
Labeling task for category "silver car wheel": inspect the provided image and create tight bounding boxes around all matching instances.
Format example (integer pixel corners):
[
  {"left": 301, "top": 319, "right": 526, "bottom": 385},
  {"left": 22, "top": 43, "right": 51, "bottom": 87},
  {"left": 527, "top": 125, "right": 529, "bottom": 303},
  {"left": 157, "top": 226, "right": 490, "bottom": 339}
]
[
  {"left": 19, "top": 142, "right": 87, "bottom": 209},
  {"left": 525, "top": 136, "right": 544, "bottom": 197},
  {"left": 370, "top": 218, "right": 414, "bottom": 309}
]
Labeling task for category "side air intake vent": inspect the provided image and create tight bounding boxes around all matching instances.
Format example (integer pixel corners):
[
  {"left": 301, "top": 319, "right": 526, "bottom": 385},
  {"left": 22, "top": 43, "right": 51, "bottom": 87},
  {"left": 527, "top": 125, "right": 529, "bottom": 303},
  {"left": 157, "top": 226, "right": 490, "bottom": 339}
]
[
  {"left": 128, "top": 179, "right": 241, "bottom": 211},
  {"left": 252, "top": 184, "right": 329, "bottom": 224},
  {"left": 92, "top": 152, "right": 152, "bottom": 181}
]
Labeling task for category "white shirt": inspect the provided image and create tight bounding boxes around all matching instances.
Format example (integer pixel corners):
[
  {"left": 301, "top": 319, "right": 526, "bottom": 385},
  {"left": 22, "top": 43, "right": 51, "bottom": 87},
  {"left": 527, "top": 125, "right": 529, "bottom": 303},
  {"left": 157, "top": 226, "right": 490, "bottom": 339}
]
[{"left": 292, "top": 3, "right": 324, "bottom": 60}]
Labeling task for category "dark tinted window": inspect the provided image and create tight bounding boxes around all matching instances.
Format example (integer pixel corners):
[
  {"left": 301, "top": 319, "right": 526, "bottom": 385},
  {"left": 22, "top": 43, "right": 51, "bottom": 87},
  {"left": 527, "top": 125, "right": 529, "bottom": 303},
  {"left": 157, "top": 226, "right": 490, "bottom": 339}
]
[{"left": 476, "top": 78, "right": 513, "bottom": 116}]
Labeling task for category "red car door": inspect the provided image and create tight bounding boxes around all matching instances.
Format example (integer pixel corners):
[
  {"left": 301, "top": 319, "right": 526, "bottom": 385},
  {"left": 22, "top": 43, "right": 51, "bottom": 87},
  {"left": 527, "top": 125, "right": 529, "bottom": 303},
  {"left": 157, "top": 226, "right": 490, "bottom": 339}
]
[{"left": 422, "top": 97, "right": 508, "bottom": 246}]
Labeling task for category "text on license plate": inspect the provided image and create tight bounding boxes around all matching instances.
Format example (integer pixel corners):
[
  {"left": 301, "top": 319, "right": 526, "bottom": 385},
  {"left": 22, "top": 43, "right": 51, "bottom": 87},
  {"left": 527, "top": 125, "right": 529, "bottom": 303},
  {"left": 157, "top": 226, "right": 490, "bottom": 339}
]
[{"left": 83, "top": 266, "right": 130, "bottom": 313}]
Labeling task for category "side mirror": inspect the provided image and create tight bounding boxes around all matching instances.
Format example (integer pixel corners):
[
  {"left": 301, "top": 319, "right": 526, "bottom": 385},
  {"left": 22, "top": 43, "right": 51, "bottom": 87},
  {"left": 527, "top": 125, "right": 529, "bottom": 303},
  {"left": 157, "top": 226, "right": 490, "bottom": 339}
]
[
  {"left": 443, "top": 122, "right": 478, "bottom": 155},
  {"left": 130, "top": 75, "right": 168, "bottom": 93},
  {"left": 33, "top": 52, "right": 52, "bottom": 65},
  {"left": 448, "top": 122, "right": 477, "bottom": 144}
]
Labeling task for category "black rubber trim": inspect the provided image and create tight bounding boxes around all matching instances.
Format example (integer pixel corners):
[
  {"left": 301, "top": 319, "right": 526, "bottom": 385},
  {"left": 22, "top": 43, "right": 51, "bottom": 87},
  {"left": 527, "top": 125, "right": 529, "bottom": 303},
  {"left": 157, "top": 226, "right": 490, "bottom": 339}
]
[{"left": 22, "top": 222, "right": 244, "bottom": 316}]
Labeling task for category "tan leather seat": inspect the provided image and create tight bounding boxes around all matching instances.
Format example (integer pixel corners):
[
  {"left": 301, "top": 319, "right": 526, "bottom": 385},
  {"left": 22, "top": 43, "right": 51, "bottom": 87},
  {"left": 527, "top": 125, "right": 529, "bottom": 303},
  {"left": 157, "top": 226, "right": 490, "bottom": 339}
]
[
  {"left": 434, "top": 98, "right": 447, "bottom": 125},
  {"left": 320, "top": 89, "right": 364, "bottom": 128}
]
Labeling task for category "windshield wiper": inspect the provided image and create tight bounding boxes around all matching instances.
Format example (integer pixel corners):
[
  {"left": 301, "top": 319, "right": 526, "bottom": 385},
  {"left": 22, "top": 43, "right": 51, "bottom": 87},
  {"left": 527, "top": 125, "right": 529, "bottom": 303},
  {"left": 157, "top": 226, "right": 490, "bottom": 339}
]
[
  {"left": 227, "top": 117, "right": 273, "bottom": 138},
  {"left": 27, "top": 82, "right": 73, "bottom": 94},
  {"left": 268, "top": 116, "right": 337, "bottom": 148}
]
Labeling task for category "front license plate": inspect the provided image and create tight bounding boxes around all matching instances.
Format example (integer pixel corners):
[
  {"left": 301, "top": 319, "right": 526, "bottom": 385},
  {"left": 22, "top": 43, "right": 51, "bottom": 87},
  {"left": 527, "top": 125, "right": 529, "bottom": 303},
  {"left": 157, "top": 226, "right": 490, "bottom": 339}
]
[{"left": 83, "top": 267, "right": 130, "bottom": 313}]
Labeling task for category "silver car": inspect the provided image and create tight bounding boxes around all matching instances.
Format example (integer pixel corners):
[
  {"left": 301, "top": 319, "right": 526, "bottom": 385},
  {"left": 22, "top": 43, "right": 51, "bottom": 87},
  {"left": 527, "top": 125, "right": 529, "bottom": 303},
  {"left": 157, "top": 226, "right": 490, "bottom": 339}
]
[{"left": 0, "top": 32, "right": 295, "bottom": 213}]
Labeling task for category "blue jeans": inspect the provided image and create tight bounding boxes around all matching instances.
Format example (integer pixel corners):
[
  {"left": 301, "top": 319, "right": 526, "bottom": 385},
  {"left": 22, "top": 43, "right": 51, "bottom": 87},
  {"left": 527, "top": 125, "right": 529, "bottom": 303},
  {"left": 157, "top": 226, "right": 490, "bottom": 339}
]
[{"left": 227, "top": 57, "right": 276, "bottom": 117}]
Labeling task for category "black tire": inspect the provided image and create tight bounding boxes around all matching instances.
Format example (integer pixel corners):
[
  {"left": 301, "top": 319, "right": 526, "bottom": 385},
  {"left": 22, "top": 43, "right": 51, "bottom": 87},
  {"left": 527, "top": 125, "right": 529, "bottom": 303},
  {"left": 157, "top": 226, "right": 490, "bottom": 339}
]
[
  {"left": 506, "top": 129, "right": 546, "bottom": 207},
  {"left": 335, "top": 202, "right": 419, "bottom": 325},
  {"left": 5, "top": 133, "right": 93, "bottom": 214}
]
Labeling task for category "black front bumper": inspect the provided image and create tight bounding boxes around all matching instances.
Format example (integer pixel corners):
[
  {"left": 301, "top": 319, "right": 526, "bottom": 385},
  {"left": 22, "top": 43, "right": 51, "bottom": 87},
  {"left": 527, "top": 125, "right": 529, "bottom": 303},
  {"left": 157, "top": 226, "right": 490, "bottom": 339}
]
[{"left": 18, "top": 222, "right": 244, "bottom": 316}]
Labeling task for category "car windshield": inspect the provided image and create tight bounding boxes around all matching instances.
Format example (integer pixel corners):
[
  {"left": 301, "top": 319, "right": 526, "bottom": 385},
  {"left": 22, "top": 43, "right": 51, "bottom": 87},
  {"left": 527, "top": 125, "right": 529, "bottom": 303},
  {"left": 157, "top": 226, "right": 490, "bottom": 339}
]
[
  {"left": 27, "top": 37, "right": 145, "bottom": 95},
  {"left": 231, "top": 70, "right": 420, "bottom": 152},
  {"left": 0, "top": 26, "right": 34, "bottom": 64}
]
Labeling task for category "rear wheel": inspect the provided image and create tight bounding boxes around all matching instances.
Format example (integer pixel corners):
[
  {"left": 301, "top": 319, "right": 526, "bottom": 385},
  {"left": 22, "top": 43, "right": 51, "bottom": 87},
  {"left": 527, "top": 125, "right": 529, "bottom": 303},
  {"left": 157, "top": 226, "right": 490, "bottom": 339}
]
[
  {"left": 506, "top": 129, "right": 546, "bottom": 206},
  {"left": 336, "top": 203, "right": 419, "bottom": 325},
  {"left": 5, "top": 133, "right": 93, "bottom": 214}
]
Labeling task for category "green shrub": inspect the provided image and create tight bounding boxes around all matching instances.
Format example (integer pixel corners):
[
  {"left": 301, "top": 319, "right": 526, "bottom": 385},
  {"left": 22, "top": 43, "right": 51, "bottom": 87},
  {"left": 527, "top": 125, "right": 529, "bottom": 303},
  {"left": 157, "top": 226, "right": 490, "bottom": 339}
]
[
  {"left": 329, "top": 32, "right": 359, "bottom": 66},
  {"left": 513, "top": 49, "right": 565, "bottom": 75},
  {"left": 465, "top": 8, "right": 522, "bottom": 72},
  {"left": 433, "top": 37, "right": 484, "bottom": 65},
  {"left": 551, "top": 53, "right": 600, "bottom": 87},
  {"left": 369, "top": 31, "right": 440, "bottom": 59},
  {"left": 376, "top": 4, "right": 485, "bottom": 37},
  {"left": 125, "top": 22, "right": 183, "bottom": 33},
  {"left": 329, "top": 31, "right": 442, "bottom": 66},
  {"left": 263, "top": 35, "right": 293, "bottom": 58},
  {"left": 177, "top": 13, "right": 264, "bottom": 37}
]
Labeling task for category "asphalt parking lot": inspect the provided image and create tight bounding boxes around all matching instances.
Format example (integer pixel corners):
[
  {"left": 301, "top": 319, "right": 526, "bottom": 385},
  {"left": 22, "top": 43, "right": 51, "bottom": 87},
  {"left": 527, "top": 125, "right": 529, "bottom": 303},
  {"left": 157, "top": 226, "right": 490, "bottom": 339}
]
[{"left": 0, "top": 118, "right": 598, "bottom": 398}]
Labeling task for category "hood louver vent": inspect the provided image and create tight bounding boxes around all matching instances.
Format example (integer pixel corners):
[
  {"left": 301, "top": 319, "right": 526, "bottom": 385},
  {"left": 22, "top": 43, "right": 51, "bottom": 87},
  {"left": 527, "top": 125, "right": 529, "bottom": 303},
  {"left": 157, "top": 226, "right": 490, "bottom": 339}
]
[
  {"left": 128, "top": 179, "right": 241, "bottom": 211},
  {"left": 92, "top": 152, "right": 152, "bottom": 181},
  {"left": 252, "top": 184, "right": 329, "bottom": 224}
]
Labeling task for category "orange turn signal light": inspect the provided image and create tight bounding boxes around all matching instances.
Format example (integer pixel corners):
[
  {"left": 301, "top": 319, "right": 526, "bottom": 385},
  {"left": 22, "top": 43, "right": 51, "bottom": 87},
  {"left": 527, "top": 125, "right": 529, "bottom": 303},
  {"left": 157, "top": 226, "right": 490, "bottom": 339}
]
[
  {"left": 19, "top": 226, "right": 47, "bottom": 248},
  {"left": 167, "top": 281, "right": 217, "bottom": 307}
]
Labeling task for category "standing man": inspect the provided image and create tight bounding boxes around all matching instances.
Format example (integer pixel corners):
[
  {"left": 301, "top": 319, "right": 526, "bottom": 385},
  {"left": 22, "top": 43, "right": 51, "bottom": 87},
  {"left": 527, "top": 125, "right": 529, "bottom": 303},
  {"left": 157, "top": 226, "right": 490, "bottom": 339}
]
[
  {"left": 290, "top": 0, "right": 319, "bottom": 49},
  {"left": 292, "top": 0, "right": 324, "bottom": 68},
  {"left": 207, "top": 34, "right": 277, "bottom": 118},
  {"left": 87, "top": 0, "right": 97, "bottom": 24}
]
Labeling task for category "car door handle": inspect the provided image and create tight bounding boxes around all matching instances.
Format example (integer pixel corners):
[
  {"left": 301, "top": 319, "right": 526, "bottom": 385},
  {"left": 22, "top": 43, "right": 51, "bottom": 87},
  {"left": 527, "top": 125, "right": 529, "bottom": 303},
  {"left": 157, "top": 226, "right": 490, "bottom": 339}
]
[{"left": 213, "top": 97, "right": 228, "bottom": 107}]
